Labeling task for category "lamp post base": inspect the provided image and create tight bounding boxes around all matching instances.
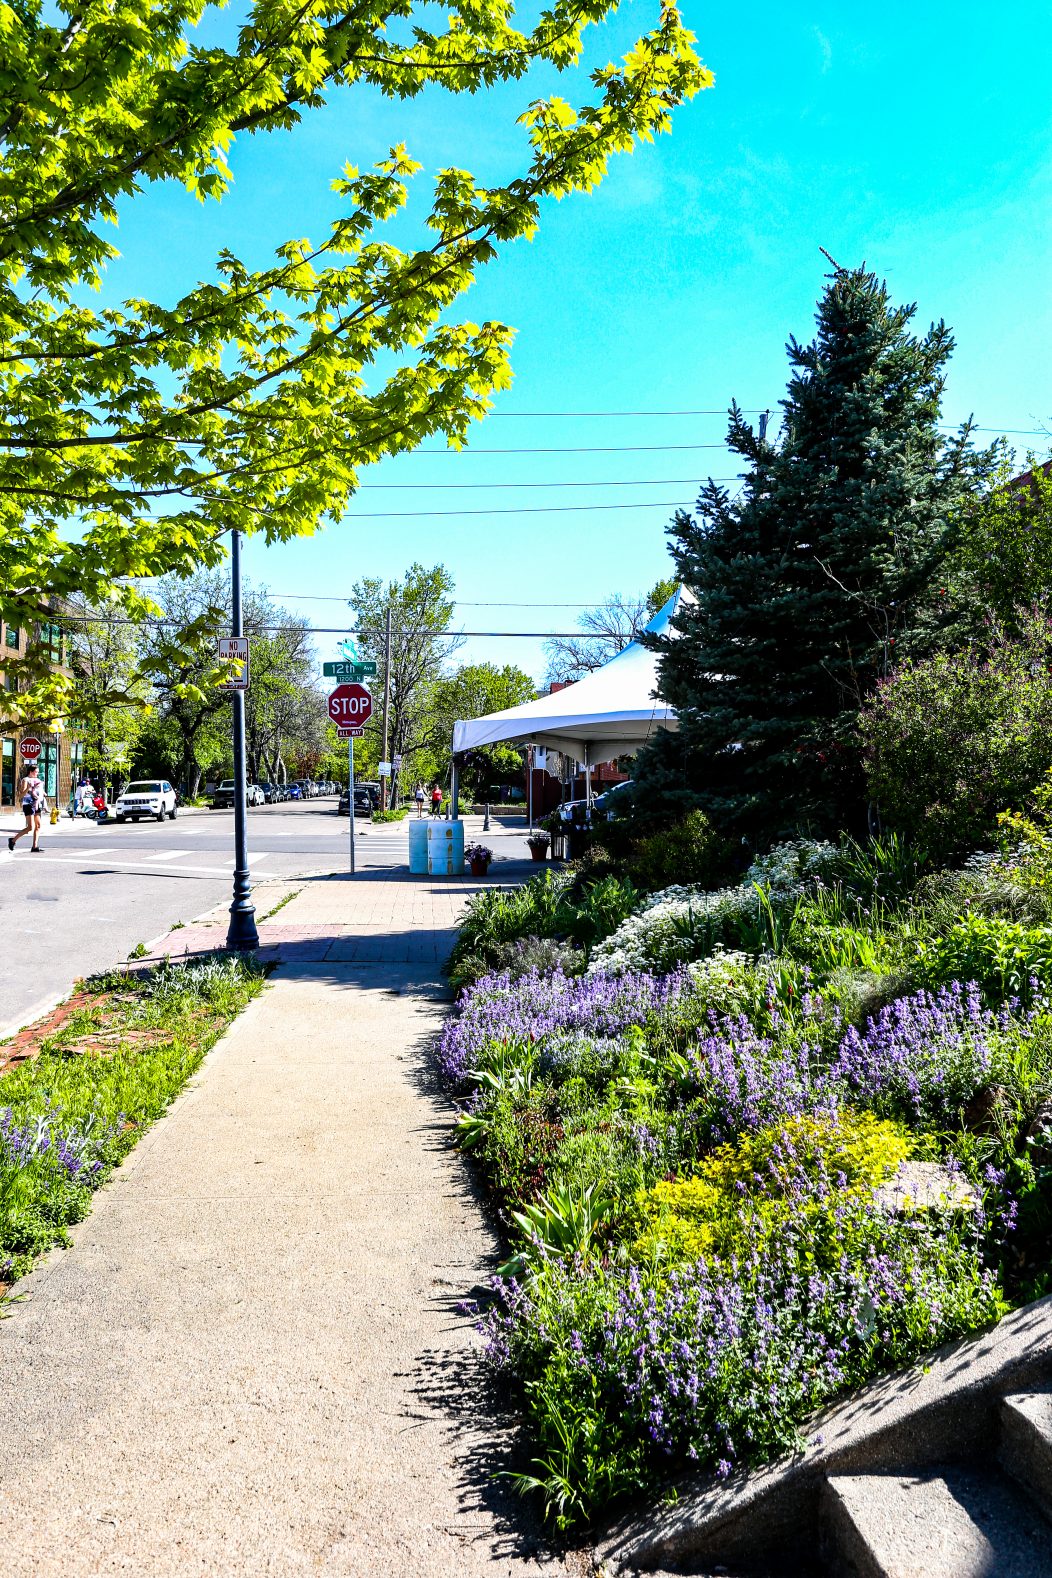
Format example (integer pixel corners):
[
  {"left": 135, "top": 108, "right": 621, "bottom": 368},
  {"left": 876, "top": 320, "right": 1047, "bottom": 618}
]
[{"left": 226, "top": 899, "right": 259, "bottom": 952}]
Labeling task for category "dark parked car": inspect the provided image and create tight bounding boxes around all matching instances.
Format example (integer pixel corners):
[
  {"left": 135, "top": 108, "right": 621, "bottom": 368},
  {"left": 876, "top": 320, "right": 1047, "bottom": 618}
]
[{"left": 338, "top": 785, "right": 379, "bottom": 817}]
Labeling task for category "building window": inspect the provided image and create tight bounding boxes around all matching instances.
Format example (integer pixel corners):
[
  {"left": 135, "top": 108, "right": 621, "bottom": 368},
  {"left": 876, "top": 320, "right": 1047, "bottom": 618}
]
[
  {"left": 1, "top": 738, "right": 14, "bottom": 805},
  {"left": 4, "top": 624, "right": 18, "bottom": 650},
  {"left": 39, "top": 621, "right": 63, "bottom": 664},
  {"left": 3, "top": 669, "right": 17, "bottom": 692},
  {"left": 39, "top": 739, "right": 58, "bottom": 799}
]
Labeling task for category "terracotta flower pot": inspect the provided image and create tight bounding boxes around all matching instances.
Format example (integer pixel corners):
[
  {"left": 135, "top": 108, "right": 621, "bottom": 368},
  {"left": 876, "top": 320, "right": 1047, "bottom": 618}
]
[
  {"left": 527, "top": 843, "right": 548, "bottom": 862},
  {"left": 469, "top": 856, "right": 490, "bottom": 877}
]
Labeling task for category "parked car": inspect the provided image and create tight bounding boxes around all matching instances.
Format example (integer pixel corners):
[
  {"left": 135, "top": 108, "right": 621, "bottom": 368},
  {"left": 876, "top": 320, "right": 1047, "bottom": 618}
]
[
  {"left": 338, "top": 785, "right": 379, "bottom": 817},
  {"left": 246, "top": 783, "right": 266, "bottom": 807},
  {"left": 114, "top": 779, "right": 178, "bottom": 823},
  {"left": 594, "top": 780, "right": 634, "bottom": 819},
  {"left": 287, "top": 782, "right": 302, "bottom": 800},
  {"left": 211, "top": 779, "right": 235, "bottom": 809}
]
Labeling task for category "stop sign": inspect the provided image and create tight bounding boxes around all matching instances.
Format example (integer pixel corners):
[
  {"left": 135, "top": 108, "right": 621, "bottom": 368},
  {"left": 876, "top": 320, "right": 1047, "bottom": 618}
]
[
  {"left": 327, "top": 683, "right": 373, "bottom": 727},
  {"left": 19, "top": 736, "right": 42, "bottom": 761}
]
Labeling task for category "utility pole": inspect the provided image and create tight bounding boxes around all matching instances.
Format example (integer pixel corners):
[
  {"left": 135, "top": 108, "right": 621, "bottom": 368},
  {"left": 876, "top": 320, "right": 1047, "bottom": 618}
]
[
  {"left": 226, "top": 529, "right": 258, "bottom": 951},
  {"left": 380, "top": 602, "right": 392, "bottom": 811}
]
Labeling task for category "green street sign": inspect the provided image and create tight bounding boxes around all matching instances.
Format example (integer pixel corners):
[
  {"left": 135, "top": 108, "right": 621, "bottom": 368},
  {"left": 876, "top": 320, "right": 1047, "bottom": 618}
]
[{"left": 323, "top": 660, "right": 377, "bottom": 679}]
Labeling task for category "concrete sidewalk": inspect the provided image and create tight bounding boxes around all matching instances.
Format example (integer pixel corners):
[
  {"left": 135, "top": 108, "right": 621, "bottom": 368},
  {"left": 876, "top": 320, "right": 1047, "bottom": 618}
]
[{"left": 0, "top": 873, "right": 577, "bottom": 1576}]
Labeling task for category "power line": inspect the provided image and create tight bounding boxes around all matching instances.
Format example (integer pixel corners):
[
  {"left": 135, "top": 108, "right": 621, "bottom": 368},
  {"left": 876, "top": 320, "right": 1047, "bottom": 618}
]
[
  {"left": 404, "top": 442, "right": 732, "bottom": 455},
  {"left": 263, "top": 595, "right": 649, "bottom": 606},
  {"left": 356, "top": 476, "right": 722, "bottom": 491},
  {"left": 59, "top": 610, "right": 595, "bottom": 638},
  {"left": 484, "top": 408, "right": 762, "bottom": 417},
  {"left": 343, "top": 497, "right": 718, "bottom": 519}
]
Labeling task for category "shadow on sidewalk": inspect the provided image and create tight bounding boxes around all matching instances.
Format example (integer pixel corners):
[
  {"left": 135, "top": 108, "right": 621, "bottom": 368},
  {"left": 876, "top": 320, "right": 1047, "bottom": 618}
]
[{"left": 398, "top": 1001, "right": 576, "bottom": 1568}]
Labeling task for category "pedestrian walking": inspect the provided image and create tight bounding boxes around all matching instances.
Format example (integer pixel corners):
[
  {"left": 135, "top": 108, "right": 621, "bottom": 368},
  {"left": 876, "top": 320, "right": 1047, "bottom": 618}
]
[
  {"left": 430, "top": 783, "right": 443, "bottom": 818},
  {"left": 415, "top": 783, "right": 425, "bottom": 817},
  {"left": 9, "top": 761, "right": 46, "bottom": 852}
]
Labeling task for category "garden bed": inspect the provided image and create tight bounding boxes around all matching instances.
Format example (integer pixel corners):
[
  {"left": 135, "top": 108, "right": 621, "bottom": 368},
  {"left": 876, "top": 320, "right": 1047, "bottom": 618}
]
[
  {"left": 0, "top": 954, "right": 265, "bottom": 1296},
  {"left": 438, "top": 839, "right": 1052, "bottom": 1529}
]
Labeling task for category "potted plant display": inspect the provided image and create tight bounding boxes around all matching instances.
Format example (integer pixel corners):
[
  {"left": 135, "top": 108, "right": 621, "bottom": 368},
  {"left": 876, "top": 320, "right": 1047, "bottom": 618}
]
[
  {"left": 527, "top": 829, "right": 551, "bottom": 862},
  {"left": 465, "top": 842, "right": 493, "bottom": 877}
]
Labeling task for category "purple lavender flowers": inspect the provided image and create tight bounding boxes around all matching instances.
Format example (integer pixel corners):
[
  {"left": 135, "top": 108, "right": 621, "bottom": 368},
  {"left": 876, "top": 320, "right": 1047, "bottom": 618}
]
[{"left": 437, "top": 966, "right": 696, "bottom": 1083}]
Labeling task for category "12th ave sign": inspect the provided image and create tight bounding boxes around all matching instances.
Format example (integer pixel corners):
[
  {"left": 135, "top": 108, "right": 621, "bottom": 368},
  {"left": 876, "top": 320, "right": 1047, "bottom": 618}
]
[{"left": 327, "top": 683, "right": 373, "bottom": 728}]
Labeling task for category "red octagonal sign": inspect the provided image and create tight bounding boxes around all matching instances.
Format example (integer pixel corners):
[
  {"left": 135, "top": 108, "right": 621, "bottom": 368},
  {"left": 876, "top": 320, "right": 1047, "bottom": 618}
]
[
  {"left": 19, "top": 735, "right": 42, "bottom": 761},
  {"left": 327, "top": 682, "right": 373, "bottom": 728}
]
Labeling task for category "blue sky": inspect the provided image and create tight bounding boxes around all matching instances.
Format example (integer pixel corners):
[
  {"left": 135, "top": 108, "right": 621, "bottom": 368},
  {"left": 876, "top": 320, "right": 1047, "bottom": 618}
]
[{"left": 111, "top": 2, "right": 1052, "bottom": 678}]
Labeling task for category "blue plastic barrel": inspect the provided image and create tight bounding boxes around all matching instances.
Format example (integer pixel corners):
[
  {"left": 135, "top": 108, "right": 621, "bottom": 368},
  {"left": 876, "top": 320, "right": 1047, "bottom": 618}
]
[
  {"left": 408, "top": 817, "right": 430, "bottom": 874},
  {"left": 427, "top": 819, "right": 465, "bottom": 876}
]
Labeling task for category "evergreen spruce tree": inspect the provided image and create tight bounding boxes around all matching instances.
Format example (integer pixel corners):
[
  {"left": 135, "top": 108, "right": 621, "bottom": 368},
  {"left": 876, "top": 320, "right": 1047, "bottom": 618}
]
[{"left": 644, "top": 264, "right": 993, "bottom": 840}]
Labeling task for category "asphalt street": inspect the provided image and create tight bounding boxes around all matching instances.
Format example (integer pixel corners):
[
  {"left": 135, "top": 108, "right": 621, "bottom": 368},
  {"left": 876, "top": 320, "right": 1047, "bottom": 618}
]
[{"left": 0, "top": 798, "right": 413, "bottom": 1036}]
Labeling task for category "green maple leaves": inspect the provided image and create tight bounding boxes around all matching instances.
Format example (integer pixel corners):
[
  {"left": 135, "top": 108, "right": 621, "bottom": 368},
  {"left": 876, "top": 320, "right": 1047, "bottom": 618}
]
[{"left": 0, "top": 0, "right": 710, "bottom": 724}]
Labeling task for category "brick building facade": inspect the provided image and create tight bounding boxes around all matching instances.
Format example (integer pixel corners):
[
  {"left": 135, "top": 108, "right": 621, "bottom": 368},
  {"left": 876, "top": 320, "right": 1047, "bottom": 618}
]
[{"left": 0, "top": 614, "right": 83, "bottom": 810}]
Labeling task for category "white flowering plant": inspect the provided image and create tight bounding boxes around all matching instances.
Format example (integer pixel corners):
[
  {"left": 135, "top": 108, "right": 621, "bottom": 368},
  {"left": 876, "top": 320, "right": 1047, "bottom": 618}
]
[{"left": 588, "top": 840, "right": 842, "bottom": 977}]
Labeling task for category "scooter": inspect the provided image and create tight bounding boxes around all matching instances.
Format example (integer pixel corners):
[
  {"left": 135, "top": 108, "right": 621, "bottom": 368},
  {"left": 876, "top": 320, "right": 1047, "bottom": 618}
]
[{"left": 67, "top": 794, "right": 109, "bottom": 823}]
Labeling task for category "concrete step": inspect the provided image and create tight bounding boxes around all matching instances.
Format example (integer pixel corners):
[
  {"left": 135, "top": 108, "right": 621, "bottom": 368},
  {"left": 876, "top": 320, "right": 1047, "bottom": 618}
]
[
  {"left": 822, "top": 1467, "right": 1052, "bottom": 1578},
  {"left": 1000, "top": 1390, "right": 1052, "bottom": 1520}
]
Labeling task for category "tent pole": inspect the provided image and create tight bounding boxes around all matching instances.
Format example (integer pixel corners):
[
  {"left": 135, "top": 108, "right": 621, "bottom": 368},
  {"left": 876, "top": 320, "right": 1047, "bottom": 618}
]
[
  {"left": 451, "top": 754, "right": 459, "bottom": 821},
  {"left": 527, "top": 745, "right": 533, "bottom": 832},
  {"left": 584, "top": 747, "right": 591, "bottom": 823}
]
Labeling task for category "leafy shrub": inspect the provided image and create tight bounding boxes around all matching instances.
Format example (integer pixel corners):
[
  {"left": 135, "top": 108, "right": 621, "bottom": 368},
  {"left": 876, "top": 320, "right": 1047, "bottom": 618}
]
[
  {"left": 915, "top": 912, "right": 1052, "bottom": 1005},
  {"left": 860, "top": 612, "right": 1052, "bottom": 860},
  {"left": 447, "top": 870, "right": 640, "bottom": 987},
  {"left": 372, "top": 807, "right": 409, "bottom": 823},
  {"left": 632, "top": 1111, "right": 912, "bottom": 1267},
  {"left": 588, "top": 842, "right": 841, "bottom": 977},
  {"left": 626, "top": 810, "right": 735, "bottom": 893},
  {"left": 451, "top": 935, "right": 584, "bottom": 992}
]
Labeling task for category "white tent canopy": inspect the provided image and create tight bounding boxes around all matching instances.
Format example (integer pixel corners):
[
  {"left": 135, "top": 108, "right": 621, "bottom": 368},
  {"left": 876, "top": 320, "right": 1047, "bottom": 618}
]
[{"left": 452, "top": 587, "right": 689, "bottom": 767}]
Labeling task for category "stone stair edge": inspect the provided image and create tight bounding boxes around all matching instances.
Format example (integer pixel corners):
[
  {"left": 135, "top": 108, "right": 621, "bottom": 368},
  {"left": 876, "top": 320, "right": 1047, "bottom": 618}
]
[
  {"left": 1000, "top": 1388, "right": 1052, "bottom": 1520},
  {"left": 594, "top": 1292, "right": 1052, "bottom": 1574}
]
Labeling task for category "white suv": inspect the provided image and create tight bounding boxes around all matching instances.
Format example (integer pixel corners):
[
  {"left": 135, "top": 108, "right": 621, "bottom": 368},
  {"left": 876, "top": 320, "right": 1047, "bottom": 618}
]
[{"left": 115, "top": 779, "right": 178, "bottom": 823}]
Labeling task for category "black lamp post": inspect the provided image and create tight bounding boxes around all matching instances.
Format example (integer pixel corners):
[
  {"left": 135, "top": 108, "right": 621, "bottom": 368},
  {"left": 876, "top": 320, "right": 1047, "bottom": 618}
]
[{"left": 226, "top": 528, "right": 259, "bottom": 951}]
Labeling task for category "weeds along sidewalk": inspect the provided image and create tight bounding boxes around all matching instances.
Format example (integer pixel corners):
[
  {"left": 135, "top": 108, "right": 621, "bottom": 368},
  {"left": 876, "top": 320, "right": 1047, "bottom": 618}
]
[{"left": 0, "top": 871, "right": 571, "bottom": 1577}]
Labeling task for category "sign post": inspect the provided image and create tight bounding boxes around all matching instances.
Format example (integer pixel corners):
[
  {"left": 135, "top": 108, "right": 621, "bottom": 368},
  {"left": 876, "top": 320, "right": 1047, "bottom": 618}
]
[
  {"left": 336, "top": 725, "right": 366, "bottom": 875},
  {"left": 329, "top": 683, "right": 373, "bottom": 874}
]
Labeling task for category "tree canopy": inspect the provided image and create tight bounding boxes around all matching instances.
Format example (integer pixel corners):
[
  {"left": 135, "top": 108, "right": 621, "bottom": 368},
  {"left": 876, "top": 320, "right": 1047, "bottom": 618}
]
[
  {"left": 0, "top": 0, "right": 709, "bottom": 723},
  {"left": 647, "top": 265, "right": 994, "bottom": 839},
  {"left": 544, "top": 576, "right": 677, "bottom": 684}
]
